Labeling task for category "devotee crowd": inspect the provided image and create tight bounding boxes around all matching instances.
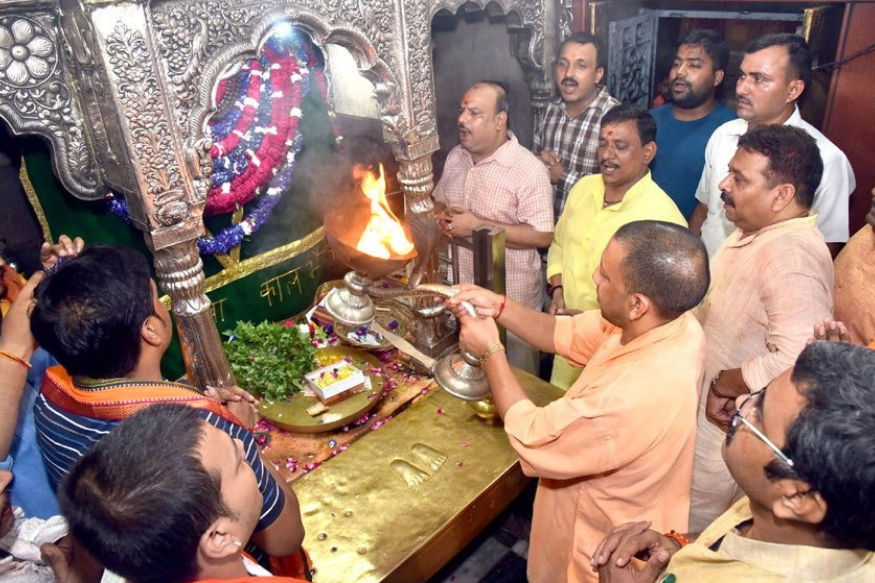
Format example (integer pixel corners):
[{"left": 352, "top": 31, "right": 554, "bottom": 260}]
[{"left": 0, "top": 26, "right": 872, "bottom": 583}]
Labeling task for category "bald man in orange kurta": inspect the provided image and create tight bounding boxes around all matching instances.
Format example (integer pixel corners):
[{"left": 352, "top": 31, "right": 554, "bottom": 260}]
[
  {"left": 508, "top": 312, "right": 703, "bottom": 583},
  {"left": 448, "top": 221, "right": 709, "bottom": 583}
]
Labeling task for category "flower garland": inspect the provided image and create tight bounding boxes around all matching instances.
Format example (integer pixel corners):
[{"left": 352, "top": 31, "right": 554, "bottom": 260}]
[
  {"left": 207, "top": 44, "right": 302, "bottom": 216},
  {"left": 106, "top": 28, "right": 340, "bottom": 256},
  {"left": 197, "top": 132, "right": 304, "bottom": 255}
]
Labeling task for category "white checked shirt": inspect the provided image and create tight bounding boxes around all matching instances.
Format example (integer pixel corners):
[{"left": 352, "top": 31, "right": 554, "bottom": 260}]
[{"left": 433, "top": 132, "right": 553, "bottom": 309}]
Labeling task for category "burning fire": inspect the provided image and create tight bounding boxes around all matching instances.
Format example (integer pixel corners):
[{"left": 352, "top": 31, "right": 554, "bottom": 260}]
[{"left": 354, "top": 164, "right": 415, "bottom": 259}]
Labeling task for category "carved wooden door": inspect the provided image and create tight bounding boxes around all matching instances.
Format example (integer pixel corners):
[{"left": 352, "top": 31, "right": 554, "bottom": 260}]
[{"left": 607, "top": 12, "right": 658, "bottom": 109}]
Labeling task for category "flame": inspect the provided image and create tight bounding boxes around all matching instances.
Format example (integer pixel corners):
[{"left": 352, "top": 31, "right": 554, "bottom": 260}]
[{"left": 354, "top": 164, "right": 415, "bottom": 259}]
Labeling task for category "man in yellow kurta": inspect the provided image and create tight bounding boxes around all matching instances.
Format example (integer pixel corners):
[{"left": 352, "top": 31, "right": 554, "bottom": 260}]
[
  {"left": 449, "top": 220, "right": 709, "bottom": 583},
  {"left": 546, "top": 104, "right": 685, "bottom": 389},
  {"left": 593, "top": 341, "right": 875, "bottom": 583}
]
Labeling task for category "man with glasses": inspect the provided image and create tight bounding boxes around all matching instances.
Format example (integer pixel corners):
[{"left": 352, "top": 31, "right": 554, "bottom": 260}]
[
  {"left": 592, "top": 340, "right": 875, "bottom": 582},
  {"left": 689, "top": 124, "right": 833, "bottom": 531}
]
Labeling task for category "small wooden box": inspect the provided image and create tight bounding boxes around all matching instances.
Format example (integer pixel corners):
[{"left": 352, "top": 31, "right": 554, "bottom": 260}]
[{"left": 304, "top": 362, "right": 366, "bottom": 404}]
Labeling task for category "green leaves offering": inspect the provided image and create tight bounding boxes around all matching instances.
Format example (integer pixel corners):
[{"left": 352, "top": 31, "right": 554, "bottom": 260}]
[{"left": 223, "top": 320, "right": 317, "bottom": 401}]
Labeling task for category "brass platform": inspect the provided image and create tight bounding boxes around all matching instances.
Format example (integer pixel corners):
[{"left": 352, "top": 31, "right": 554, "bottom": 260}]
[{"left": 293, "top": 368, "right": 562, "bottom": 583}]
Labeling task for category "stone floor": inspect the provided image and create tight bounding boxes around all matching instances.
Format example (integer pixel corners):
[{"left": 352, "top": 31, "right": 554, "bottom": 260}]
[{"left": 426, "top": 481, "right": 536, "bottom": 583}]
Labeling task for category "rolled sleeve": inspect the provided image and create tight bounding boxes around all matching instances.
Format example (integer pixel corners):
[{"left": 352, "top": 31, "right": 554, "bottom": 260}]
[
  {"left": 503, "top": 373, "right": 682, "bottom": 480},
  {"left": 504, "top": 398, "right": 614, "bottom": 479},
  {"left": 553, "top": 311, "right": 613, "bottom": 367}
]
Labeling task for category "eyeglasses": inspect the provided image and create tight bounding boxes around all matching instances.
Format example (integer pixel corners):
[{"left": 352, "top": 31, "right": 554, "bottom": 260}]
[{"left": 727, "top": 389, "right": 794, "bottom": 468}]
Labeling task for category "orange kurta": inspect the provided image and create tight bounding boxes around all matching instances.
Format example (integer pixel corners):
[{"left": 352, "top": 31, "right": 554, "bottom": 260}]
[{"left": 504, "top": 310, "right": 705, "bottom": 583}]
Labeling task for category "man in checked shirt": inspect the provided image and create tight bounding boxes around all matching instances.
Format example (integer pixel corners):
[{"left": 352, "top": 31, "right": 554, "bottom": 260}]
[
  {"left": 535, "top": 32, "right": 619, "bottom": 219},
  {"left": 433, "top": 81, "right": 553, "bottom": 373}
]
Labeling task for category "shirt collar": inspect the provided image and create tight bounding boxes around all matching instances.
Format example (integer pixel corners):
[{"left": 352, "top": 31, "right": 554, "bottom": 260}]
[
  {"left": 595, "top": 171, "right": 658, "bottom": 210},
  {"left": 462, "top": 131, "right": 519, "bottom": 168},
  {"left": 558, "top": 85, "right": 613, "bottom": 118},
  {"left": 785, "top": 104, "right": 803, "bottom": 126},
  {"left": 719, "top": 505, "right": 871, "bottom": 579},
  {"left": 734, "top": 105, "right": 803, "bottom": 137},
  {"left": 725, "top": 214, "right": 817, "bottom": 248},
  {"left": 597, "top": 311, "right": 698, "bottom": 365}
]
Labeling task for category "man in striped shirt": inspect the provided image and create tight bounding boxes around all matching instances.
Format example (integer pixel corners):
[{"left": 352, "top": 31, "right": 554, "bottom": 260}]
[
  {"left": 534, "top": 32, "right": 620, "bottom": 218},
  {"left": 29, "top": 245, "right": 304, "bottom": 562}
]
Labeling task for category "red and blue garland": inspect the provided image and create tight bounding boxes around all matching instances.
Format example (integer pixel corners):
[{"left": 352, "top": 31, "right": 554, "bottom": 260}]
[{"left": 107, "top": 27, "right": 339, "bottom": 256}]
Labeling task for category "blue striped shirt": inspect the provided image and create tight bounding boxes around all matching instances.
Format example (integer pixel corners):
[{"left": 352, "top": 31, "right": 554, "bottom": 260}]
[{"left": 34, "top": 390, "right": 284, "bottom": 531}]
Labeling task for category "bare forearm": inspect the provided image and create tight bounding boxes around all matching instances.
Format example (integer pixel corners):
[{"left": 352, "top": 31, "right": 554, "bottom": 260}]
[
  {"left": 478, "top": 220, "right": 552, "bottom": 249},
  {"left": 712, "top": 368, "right": 749, "bottom": 398},
  {"left": 0, "top": 345, "right": 32, "bottom": 459},
  {"left": 252, "top": 452, "right": 305, "bottom": 556},
  {"left": 688, "top": 202, "right": 707, "bottom": 236},
  {"left": 497, "top": 298, "right": 556, "bottom": 353}
]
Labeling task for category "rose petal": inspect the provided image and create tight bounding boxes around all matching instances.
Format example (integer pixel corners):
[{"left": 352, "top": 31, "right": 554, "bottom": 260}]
[
  {"left": 27, "top": 35, "right": 52, "bottom": 58},
  {"left": 11, "top": 20, "right": 33, "bottom": 44}
]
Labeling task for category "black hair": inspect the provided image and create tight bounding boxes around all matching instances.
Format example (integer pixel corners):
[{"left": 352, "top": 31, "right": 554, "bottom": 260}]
[
  {"left": 746, "top": 33, "right": 812, "bottom": 89},
  {"left": 765, "top": 341, "right": 875, "bottom": 551},
  {"left": 737, "top": 125, "right": 823, "bottom": 209},
  {"left": 30, "top": 246, "right": 156, "bottom": 378},
  {"left": 600, "top": 103, "right": 657, "bottom": 146},
  {"left": 679, "top": 28, "right": 729, "bottom": 71},
  {"left": 58, "top": 404, "right": 233, "bottom": 583},
  {"left": 611, "top": 220, "right": 709, "bottom": 320},
  {"left": 558, "top": 31, "right": 606, "bottom": 69}
]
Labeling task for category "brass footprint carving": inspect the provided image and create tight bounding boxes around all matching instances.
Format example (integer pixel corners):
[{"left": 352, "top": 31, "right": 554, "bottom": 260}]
[
  {"left": 390, "top": 459, "right": 430, "bottom": 487},
  {"left": 410, "top": 442, "right": 447, "bottom": 471}
]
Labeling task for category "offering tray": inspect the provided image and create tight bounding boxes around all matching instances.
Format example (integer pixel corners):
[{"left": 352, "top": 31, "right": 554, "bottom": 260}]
[{"left": 258, "top": 346, "right": 382, "bottom": 433}]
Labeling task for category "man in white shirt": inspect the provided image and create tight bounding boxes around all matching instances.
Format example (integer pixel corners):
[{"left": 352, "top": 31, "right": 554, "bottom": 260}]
[{"left": 689, "top": 33, "right": 855, "bottom": 257}]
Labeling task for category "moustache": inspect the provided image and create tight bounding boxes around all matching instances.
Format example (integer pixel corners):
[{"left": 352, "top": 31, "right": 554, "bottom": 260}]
[
  {"left": 720, "top": 191, "right": 735, "bottom": 207},
  {"left": 561, "top": 77, "right": 578, "bottom": 87},
  {"left": 736, "top": 95, "right": 752, "bottom": 107}
]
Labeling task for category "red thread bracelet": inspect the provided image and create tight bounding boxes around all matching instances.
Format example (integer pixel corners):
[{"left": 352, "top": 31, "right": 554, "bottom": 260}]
[
  {"left": 0, "top": 350, "right": 32, "bottom": 369},
  {"left": 495, "top": 295, "right": 507, "bottom": 319},
  {"left": 664, "top": 530, "right": 691, "bottom": 548}
]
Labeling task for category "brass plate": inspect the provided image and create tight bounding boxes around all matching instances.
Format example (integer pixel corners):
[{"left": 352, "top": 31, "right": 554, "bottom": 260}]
[{"left": 259, "top": 346, "right": 382, "bottom": 433}]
